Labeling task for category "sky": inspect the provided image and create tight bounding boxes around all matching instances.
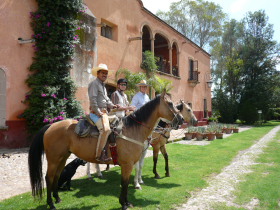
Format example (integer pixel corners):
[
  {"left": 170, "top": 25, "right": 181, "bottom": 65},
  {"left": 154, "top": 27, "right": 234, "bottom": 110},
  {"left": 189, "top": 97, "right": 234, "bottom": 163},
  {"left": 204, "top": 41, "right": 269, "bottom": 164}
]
[
  {"left": 141, "top": 0, "right": 280, "bottom": 43},
  {"left": 141, "top": 0, "right": 280, "bottom": 70}
]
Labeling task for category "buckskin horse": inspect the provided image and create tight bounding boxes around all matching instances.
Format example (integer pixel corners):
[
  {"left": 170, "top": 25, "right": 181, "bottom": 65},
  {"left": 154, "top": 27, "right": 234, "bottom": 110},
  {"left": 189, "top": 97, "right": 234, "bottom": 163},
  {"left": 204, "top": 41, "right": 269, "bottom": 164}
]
[
  {"left": 28, "top": 91, "right": 184, "bottom": 210},
  {"left": 134, "top": 100, "right": 198, "bottom": 189}
]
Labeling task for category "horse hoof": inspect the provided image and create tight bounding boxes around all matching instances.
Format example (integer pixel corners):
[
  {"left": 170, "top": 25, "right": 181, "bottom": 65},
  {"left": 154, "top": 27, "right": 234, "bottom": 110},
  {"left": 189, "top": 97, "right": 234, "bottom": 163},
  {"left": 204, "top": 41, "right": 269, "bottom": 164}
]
[
  {"left": 122, "top": 202, "right": 133, "bottom": 210},
  {"left": 55, "top": 198, "right": 61, "bottom": 203},
  {"left": 155, "top": 175, "right": 161, "bottom": 179},
  {"left": 88, "top": 177, "right": 93, "bottom": 180},
  {"left": 135, "top": 185, "right": 142, "bottom": 190},
  {"left": 49, "top": 205, "right": 57, "bottom": 210},
  {"left": 165, "top": 173, "right": 170, "bottom": 177}
]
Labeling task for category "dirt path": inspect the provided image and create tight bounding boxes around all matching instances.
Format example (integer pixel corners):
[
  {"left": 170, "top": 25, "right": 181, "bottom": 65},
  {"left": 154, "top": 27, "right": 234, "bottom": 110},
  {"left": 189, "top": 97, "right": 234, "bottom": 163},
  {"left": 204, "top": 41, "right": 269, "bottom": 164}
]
[{"left": 176, "top": 125, "right": 280, "bottom": 210}]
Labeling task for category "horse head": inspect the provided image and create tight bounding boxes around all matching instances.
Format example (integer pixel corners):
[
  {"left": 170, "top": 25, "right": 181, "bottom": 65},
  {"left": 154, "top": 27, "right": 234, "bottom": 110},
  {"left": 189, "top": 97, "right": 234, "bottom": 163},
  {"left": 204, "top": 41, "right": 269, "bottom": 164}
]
[
  {"left": 159, "top": 90, "right": 184, "bottom": 129},
  {"left": 176, "top": 100, "right": 198, "bottom": 126}
]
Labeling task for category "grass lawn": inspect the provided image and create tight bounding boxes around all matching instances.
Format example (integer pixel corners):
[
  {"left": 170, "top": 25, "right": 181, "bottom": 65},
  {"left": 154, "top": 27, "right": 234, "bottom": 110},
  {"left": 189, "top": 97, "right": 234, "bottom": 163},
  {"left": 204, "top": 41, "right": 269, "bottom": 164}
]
[
  {"left": 0, "top": 121, "right": 279, "bottom": 210},
  {"left": 214, "top": 125, "right": 280, "bottom": 210}
]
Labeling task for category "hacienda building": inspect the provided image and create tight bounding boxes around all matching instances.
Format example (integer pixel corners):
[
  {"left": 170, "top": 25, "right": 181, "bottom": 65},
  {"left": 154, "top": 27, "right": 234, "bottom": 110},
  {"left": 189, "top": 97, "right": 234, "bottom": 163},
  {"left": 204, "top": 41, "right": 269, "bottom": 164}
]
[{"left": 0, "top": 0, "right": 212, "bottom": 148}]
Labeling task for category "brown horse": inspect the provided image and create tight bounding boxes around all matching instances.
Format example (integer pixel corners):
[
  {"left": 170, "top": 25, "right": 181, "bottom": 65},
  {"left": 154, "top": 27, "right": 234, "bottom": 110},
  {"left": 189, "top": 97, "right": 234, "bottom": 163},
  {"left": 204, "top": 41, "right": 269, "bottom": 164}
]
[
  {"left": 134, "top": 100, "right": 198, "bottom": 189},
  {"left": 28, "top": 91, "right": 184, "bottom": 210}
]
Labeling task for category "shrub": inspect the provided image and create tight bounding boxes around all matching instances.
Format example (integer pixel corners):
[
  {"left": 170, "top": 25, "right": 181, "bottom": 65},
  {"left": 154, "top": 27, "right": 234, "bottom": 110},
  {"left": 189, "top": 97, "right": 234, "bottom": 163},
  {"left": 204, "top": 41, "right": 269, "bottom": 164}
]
[{"left": 20, "top": 0, "right": 85, "bottom": 135}]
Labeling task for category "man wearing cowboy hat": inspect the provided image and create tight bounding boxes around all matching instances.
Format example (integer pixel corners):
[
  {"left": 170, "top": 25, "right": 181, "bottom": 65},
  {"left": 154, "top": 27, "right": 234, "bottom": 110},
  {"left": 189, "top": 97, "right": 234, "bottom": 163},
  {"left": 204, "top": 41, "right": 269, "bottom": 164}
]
[
  {"left": 131, "top": 79, "right": 150, "bottom": 110},
  {"left": 88, "top": 63, "right": 119, "bottom": 163}
]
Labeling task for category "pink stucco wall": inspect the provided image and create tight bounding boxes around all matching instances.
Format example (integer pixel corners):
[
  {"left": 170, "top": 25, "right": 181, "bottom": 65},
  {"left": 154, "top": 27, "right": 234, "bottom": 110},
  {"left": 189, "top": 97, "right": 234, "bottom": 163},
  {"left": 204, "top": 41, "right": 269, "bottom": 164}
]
[
  {"left": 85, "top": 0, "right": 212, "bottom": 112},
  {"left": 0, "top": 0, "right": 37, "bottom": 148}
]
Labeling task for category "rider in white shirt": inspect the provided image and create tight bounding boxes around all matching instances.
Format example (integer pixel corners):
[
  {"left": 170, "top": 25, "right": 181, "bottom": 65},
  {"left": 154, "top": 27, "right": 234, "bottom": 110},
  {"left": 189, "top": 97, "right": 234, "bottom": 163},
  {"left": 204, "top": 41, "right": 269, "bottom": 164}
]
[{"left": 131, "top": 80, "right": 150, "bottom": 109}]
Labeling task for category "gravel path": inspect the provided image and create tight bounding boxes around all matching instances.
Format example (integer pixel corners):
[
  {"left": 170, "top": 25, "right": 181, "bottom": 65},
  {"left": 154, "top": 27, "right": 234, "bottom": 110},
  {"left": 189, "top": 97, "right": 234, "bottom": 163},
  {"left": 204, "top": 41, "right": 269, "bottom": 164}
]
[{"left": 176, "top": 125, "right": 280, "bottom": 210}]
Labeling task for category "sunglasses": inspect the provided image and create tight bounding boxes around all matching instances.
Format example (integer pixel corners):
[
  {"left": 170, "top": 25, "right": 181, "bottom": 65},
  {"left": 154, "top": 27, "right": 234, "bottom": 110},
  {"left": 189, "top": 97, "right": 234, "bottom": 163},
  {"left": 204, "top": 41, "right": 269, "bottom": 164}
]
[{"left": 119, "top": 84, "right": 127, "bottom": 86}]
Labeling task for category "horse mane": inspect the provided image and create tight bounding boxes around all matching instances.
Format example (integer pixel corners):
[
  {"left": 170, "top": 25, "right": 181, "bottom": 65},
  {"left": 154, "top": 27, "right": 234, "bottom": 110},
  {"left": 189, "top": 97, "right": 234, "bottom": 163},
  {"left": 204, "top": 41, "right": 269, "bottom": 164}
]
[{"left": 123, "top": 95, "right": 161, "bottom": 128}]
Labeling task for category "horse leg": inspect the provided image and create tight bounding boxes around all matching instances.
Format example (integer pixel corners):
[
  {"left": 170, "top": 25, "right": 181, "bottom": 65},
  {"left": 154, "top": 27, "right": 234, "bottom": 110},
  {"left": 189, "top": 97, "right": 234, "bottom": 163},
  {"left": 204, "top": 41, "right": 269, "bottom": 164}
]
[
  {"left": 106, "top": 164, "right": 110, "bottom": 171},
  {"left": 95, "top": 163, "right": 103, "bottom": 178},
  {"left": 153, "top": 145, "right": 161, "bottom": 179},
  {"left": 134, "top": 161, "right": 141, "bottom": 189},
  {"left": 138, "top": 149, "right": 147, "bottom": 184},
  {"left": 160, "top": 145, "right": 169, "bottom": 177},
  {"left": 45, "top": 164, "right": 57, "bottom": 210},
  {"left": 119, "top": 164, "right": 134, "bottom": 210},
  {"left": 86, "top": 162, "right": 92, "bottom": 180},
  {"left": 52, "top": 155, "right": 70, "bottom": 202}
]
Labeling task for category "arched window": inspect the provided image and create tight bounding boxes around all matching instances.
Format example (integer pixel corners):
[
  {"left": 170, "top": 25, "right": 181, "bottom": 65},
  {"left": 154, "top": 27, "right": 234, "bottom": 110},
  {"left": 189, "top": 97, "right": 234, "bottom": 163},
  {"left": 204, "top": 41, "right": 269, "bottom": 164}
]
[
  {"left": 154, "top": 33, "right": 170, "bottom": 74},
  {"left": 172, "top": 42, "right": 179, "bottom": 76},
  {"left": 0, "top": 68, "right": 6, "bottom": 127},
  {"left": 141, "top": 25, "right": 152, "bottom": 53}
]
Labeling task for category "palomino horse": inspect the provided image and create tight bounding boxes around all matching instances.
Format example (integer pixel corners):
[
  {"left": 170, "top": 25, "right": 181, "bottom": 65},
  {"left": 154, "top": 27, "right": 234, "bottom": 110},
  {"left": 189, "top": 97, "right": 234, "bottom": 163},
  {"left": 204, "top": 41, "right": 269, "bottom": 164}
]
[
  {"left": 28, "top": 91, "right": 184, "bottom": 210},
  {"left": 134, "top": 100, "right": 198, "bottom": 189},
  {"left": 86, "top": 101, "right": 198, "bottom": 189}
]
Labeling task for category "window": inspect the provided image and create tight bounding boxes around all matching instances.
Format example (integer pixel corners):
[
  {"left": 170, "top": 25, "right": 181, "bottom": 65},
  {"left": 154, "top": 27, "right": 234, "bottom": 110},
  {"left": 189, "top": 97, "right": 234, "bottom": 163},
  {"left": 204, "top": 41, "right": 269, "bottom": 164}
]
[
  {"left": 204, "top": 99, "right": 208, "bottom": 118},
  {"left": 100, "top": 19, "right": 117, "bottom": 41},
  {"left": 188, "top": 59, "right": 199, "bottom": 81},
  {"left": 101, "top": 25, "right": 113, "bottom": 39},
  {"left": 0, "top": 68, "right": 6, "bottom": 127}
]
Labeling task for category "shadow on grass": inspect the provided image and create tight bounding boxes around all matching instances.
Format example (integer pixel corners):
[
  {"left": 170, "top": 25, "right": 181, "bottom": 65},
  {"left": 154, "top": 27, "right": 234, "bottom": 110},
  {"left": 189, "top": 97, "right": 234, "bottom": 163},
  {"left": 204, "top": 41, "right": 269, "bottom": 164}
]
[
  {"left": 30, "top": 205, "right": 98, "bottom": 210},
  {"left": 63, "top": 169, "right": 180, "bottom": 209}
]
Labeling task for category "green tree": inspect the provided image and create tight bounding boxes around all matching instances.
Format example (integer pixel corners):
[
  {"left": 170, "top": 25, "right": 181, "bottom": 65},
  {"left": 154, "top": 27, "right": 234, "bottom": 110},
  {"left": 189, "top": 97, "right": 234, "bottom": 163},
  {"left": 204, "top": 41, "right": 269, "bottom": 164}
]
[
  {"left": 211, "top": 19, "right": 244, "bottom": 123},
  {"left": 157, "top": 0, "right": 226, "bottom": 48},
  {"left": 20, "top": 0, "right": 84, "bottom": 135},
  {"left": 238, "top": 10, "right": 280, "bottom": 123}
]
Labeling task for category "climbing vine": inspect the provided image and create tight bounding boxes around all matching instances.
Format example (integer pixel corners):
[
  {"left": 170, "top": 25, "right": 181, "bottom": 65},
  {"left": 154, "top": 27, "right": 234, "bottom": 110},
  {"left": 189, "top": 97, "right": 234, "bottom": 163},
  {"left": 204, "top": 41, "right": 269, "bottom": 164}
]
[{"left": 21, "top": 0, "right": 85, "bottom": 135}]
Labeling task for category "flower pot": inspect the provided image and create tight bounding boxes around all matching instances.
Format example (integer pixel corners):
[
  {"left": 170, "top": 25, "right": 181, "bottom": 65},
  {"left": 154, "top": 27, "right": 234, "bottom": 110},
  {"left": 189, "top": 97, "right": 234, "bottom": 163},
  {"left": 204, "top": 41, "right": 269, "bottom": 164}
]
[
  {"left": 215, "top": 133, "right": 223, "bottom": 139},
  {"left": 196, "top": 133, "right": 204, "bottom": 141},
  {"left": 206, "top": 133, "right": 215, "bottom": 141},
  {"left": 185, "top": 133, "right": 193, "bottom": 140},
  {"left": 192, "top": 132, "right": 197, "bottom": 139},
  {"left": 232, "top": 128, "right": 239, "bottom": 133},
  {"left": 223, "top": 128, "right": 232, "bottom": 134}
]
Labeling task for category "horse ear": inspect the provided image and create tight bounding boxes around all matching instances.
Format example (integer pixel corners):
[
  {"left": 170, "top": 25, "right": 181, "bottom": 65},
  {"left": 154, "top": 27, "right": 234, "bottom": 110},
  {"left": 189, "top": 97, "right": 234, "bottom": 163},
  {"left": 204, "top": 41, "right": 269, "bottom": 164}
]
[{"left": 180, "top": 99, "right": 183, "bottom": 103}]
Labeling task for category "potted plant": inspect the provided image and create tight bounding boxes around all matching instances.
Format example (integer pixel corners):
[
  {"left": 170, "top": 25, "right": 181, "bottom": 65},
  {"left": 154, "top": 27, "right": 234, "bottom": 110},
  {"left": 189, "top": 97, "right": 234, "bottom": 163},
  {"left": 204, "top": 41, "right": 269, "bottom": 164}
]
[
  {"left": 185, "top": 126, "right": 196, "bottom": 140},
  {"left": 196, "top": 126, "right": 206, "bottom": 141},
  {"left": 215, "top": 124, "right": 224, "bottom": 139},
  {"left": 205, "top": 125, "right": 216, "bottom": 141},
  {"left": 223, "top": 124, "right": 232, "bottom": 134},
  {"left": 232, "top": 124, "right": 239, "bottom": 133}
]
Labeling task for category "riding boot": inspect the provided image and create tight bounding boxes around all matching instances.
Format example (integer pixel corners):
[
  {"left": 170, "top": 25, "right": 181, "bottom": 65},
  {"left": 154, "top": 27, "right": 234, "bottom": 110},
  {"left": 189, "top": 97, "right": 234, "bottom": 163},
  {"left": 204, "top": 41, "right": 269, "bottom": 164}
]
[
  {"left": 96, "top": 149, "right": 112, "bottom": 163},
  {"left": 95, "top": 130, "right": 112, "bottom": 163}
]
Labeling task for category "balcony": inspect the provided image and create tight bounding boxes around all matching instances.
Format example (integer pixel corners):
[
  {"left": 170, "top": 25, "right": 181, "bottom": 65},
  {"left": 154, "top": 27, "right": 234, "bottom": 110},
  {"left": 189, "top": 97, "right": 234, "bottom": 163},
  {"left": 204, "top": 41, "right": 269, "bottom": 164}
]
[
  {"left": 188, "top": 71, "right": 200, "bottom": 87},
  {"left": 157, "top": 60, "right": 170, "bottom": 74}
]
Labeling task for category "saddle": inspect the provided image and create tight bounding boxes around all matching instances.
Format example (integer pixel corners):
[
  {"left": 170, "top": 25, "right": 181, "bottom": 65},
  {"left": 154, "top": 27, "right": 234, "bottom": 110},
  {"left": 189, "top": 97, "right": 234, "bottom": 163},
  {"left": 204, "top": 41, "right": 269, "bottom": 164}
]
[
  {"left": 74, "top": 115, "right": 122, "bottom": 138},
  {"left": 74, "top": 116, "right": 99, "bottom": 138},
  {"left": 74, "top": 116, "right": 121, "bottom": 165}
]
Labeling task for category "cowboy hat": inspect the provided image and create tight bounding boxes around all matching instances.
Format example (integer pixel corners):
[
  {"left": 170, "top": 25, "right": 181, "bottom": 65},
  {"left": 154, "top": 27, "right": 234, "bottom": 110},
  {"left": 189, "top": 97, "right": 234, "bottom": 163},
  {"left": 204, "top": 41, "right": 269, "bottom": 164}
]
[
  {"left": 136, "top": 79, "right": 149, "bottom": 86},
  {"left": 91, "top": 63, "right": 111, "bottom": 76}
]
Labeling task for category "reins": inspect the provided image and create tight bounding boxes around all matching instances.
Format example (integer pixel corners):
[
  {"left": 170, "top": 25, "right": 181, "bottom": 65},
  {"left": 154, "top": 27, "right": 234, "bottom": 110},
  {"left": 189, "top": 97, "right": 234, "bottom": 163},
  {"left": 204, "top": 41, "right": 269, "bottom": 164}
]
[{"left": 128, "top": 115, "right": 153, "bottom": 130}]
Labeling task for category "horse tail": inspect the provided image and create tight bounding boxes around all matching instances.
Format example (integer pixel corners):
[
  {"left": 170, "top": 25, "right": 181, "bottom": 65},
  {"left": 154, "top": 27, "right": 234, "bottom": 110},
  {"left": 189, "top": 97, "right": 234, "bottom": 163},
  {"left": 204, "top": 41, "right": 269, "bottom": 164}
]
[{"left": 28, "top": 124, "right": 51, "bottom": 199}]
